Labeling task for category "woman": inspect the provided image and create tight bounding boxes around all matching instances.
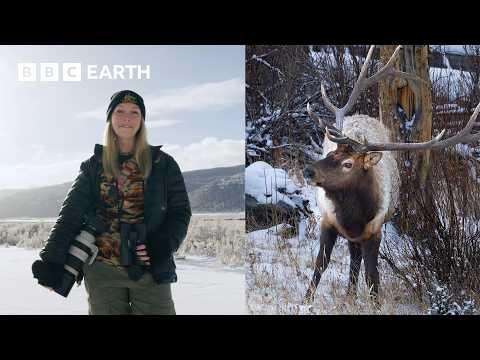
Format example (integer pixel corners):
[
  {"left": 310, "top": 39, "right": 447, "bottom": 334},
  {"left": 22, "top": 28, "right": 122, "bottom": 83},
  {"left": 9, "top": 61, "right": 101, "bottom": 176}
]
[{"left": 32, "top": 90, "right": 192, "bottom": 315}]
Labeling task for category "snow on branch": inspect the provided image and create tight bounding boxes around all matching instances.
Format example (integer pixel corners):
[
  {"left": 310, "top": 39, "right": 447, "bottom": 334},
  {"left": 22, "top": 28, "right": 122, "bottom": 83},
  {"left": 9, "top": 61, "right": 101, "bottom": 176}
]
[{"left": 251, "top": 54, "right": 285, "bottom": 80}]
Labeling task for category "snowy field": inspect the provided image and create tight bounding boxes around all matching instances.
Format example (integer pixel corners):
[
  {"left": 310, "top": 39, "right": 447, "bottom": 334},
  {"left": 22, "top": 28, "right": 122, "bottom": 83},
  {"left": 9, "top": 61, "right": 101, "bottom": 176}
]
[
  {"left": 246, "top": 222, "right": 424, "bottom": 315},
  {"left": 245, "top": 162, "right": 425, "bottom": 315},
  {"left": 0, "top": 246, "right": 245, "bottom": 315}
]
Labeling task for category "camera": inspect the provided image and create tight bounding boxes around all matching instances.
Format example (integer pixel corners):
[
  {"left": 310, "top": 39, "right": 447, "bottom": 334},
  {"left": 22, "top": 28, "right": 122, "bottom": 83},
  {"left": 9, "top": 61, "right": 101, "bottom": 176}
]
[
  {"left": 33, "top": 211, "right": 108, "bottom": 298},
  {"left": 54, "top": 212, "right": 108, "bottom": 297},
  {"left": 119, "top": 222, "right": 147, "bottom": 281}
]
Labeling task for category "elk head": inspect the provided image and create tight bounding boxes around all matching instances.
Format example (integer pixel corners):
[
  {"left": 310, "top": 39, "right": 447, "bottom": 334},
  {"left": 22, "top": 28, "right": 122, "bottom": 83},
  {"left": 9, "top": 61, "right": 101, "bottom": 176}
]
[{"left": 304, "top": 142, "right": 382, "bottom": 192}]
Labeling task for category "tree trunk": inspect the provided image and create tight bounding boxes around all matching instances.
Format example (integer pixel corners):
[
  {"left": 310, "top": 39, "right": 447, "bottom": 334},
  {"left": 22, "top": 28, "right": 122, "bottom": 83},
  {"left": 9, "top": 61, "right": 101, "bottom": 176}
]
[
  {"left": 379, "top": 45, "right": 433, "bottom": 185},
  {"left": 379, "top": 45, "right": 402, "bottom": 164},
  {"left": 414, "top": 45, "right": 433, "bottom": 185}
]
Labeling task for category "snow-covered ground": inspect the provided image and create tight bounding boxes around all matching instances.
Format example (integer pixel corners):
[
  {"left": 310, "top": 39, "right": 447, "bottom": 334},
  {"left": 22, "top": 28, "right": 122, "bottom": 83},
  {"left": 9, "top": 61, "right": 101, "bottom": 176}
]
[
  {"left": 0, "top": 246, "right": 245, "bottom": 315},
  {"left": 246, "top": 221, "right": 423, "bottom": 315},
  {"left": 245, "top": 161, "right": 425, "bottom": 315}
]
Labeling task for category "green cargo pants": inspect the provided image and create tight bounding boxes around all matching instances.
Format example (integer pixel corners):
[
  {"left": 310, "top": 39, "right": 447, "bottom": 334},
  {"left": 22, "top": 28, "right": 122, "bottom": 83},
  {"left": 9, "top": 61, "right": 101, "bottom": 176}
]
[{"left": 82, "top": 260, "right": 176, "bottom": 315}]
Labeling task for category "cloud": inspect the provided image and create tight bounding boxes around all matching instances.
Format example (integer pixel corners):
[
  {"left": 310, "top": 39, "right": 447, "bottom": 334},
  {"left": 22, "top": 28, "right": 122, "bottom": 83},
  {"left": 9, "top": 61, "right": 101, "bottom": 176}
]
[
  {"left": 162, "top": 137, "right": 245, "bottom": 172},
  {"left": 146, "top": 119, "right": 183, "bottom": 129},
  {"left": 0, "top": 137, "right": 245, "bottom": 189},
  {"left": 0, "top": 153, "right": 90, "bottom": 190},
  {"left": 75, "top": 109, "right": 105, "bottom": 120},
  {"left": 75, "top": 77, "right": 244, "bottom": 120},
  {"left": 146, "top": 78, "right": 244, "bottom": 115}
]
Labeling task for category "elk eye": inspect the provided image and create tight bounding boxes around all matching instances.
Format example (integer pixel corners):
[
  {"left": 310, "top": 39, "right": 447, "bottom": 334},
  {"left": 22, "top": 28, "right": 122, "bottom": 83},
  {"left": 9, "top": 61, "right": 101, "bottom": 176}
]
[{"left": 343, "top": 162, "right": 353, "bottom": 169}]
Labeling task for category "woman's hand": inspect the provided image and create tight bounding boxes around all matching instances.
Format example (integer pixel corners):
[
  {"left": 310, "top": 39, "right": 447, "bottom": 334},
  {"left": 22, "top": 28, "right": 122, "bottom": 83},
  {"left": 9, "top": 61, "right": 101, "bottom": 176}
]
[
  {"left": 136, "top": 244, "right": 151, "bottom": 266},
  {"left": 32, "top": 259, "right": 64, "bottom": 288}
]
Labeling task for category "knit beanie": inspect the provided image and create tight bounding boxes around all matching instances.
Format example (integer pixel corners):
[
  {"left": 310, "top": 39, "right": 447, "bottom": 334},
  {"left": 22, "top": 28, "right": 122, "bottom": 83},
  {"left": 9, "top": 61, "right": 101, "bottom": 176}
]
[{"left": 106, "top": 90, "right": 146, "bottom": 122}]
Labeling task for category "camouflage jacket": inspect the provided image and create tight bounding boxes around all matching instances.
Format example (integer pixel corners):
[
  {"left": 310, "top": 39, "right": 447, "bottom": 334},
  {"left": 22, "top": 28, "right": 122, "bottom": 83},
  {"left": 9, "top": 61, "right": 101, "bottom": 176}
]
[{"left": 40, "top": 144, "right": 192, "bottom": 284}]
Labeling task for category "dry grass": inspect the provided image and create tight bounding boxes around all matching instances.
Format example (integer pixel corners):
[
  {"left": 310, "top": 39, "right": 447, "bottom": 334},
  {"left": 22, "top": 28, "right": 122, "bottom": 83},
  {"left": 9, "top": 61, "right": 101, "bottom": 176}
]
[
  {"left": 177, "top": 213, "right": 245, "bottom": 267},
  {"left": 0, "top": 214, "right": 246, "bottom": 267},
  {"left": 0, "top": 221, "right": 53, "bottom": 249},
  {"left": 246, "top": 220, "right": 425, "bottom": 315}
]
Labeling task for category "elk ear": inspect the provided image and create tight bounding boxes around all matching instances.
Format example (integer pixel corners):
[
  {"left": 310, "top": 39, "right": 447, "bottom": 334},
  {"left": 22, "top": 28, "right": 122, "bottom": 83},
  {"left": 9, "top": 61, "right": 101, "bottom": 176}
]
[{"left": 363, "top": 152, "right": 382, "bottom": 170}]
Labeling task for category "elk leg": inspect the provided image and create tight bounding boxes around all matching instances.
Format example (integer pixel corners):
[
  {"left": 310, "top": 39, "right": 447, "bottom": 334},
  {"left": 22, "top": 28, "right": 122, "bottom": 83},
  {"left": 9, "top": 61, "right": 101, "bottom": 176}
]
[
  {"left": 347, "top": 241, "right": 362, "bottom": 297},
  {"left": 304, "top": 225, "right": 337, "bottom": 304},
  {"left": 361, "top": 233, "right": 381, "bottom": 304}
]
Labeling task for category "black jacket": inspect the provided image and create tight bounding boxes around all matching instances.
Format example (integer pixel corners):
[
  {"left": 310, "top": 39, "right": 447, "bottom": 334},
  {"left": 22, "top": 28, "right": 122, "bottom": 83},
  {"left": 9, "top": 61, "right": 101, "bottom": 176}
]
[{"left": 40, "top": 144, "right": 192, "bottom": 283}]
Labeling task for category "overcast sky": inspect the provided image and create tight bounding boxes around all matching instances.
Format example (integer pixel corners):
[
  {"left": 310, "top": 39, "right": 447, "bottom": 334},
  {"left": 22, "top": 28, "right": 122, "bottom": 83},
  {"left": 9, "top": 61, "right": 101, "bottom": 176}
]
[{"left": 0, "top": 45, "right": 245, "bottom": 190}]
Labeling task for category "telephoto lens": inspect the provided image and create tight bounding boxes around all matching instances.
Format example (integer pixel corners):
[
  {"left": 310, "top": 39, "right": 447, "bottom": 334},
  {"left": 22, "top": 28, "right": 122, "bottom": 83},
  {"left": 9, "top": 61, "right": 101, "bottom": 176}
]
[{"left": 54, "top": 212, "right": 108, "bottom": 297}]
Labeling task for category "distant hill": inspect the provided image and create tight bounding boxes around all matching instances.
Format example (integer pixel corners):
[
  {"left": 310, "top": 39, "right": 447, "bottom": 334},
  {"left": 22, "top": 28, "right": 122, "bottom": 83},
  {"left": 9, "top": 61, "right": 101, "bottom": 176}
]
[
  {"left": 0, "top": 189, "right": 22, "bottom": 200},
  {"left": 185, "top": 165, "right": 244, "bottom": 213},
  {"left": 0, "top": 165, "right": 244, "bottom": 219}
]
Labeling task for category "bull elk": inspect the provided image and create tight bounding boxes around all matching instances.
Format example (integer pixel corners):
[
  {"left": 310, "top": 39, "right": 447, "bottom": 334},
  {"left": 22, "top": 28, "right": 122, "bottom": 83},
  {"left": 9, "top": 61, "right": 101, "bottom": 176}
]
[{"left": 303, "top": 45, "right": 480, "bottom": 305}]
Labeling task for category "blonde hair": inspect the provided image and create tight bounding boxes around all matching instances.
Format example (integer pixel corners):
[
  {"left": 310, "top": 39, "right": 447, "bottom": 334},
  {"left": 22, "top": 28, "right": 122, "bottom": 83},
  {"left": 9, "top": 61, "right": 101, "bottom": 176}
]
[{"left": 102, "top": 119, "right": 152, "bottom": 181}]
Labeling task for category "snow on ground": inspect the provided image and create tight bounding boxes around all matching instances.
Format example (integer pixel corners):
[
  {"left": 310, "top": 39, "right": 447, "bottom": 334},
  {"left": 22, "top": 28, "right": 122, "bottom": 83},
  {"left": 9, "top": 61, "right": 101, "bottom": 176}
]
[
  {"left": 172, "top": 256, "right": 245, "bottom": 315},
  {"left": 0, "top": 246, "right": 245, "bottom": 315},
  {"left": 246, "top": 179, "right": 424, "bottom": 315},
  {"left": 245, "top": 161, "right": 298, "bottom": 207}
]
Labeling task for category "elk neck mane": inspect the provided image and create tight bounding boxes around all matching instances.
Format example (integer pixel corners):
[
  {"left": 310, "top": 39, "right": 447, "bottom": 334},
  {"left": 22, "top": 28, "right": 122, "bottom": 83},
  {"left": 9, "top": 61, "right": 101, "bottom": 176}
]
[{"left": 323, "top": 169, "right": 379, "bottom": 238}]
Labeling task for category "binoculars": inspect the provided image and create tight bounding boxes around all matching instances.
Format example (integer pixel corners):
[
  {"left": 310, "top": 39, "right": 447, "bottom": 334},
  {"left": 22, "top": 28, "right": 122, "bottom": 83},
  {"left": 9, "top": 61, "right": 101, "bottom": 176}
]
[{"left": 119, "top": 222, "right": 148, "bottom": 281}]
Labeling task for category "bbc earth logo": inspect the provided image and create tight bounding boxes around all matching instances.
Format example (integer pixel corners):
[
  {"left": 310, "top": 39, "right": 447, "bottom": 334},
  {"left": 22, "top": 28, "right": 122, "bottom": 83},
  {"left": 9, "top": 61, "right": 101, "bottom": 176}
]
[{"left": 17, "top": 63, "right": 151, "bottom": 82}]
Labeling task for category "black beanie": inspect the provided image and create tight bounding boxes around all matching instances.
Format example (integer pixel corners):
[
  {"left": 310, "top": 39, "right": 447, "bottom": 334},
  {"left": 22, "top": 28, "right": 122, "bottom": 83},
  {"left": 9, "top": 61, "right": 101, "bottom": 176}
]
[{"left": 107, "top": 90, "right": 146, "bottom": 122}]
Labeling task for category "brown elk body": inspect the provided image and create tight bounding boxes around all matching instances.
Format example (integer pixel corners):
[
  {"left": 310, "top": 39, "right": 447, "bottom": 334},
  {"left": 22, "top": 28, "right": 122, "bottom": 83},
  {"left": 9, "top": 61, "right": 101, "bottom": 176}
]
[{"left": 303, "top": 115, "right": 399, "bottom": 303}]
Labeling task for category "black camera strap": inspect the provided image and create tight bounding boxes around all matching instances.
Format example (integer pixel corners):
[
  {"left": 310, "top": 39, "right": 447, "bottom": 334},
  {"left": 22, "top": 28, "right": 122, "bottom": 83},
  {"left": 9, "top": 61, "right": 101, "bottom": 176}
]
[{"left": 114, "top": 178, "right": 125, "bottom": 223}]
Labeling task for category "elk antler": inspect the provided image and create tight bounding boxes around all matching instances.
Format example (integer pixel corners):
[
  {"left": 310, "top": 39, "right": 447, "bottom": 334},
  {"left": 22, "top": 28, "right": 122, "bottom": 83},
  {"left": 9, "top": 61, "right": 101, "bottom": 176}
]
[
  {"left": 325, "top": 100, "right": 480, "bottom": 153},
  {"left": 306, "top": 102, "right": 335, "bottom": 130},
  {"left": 317, "top": 45, "right": 427, "bottom": 129}
]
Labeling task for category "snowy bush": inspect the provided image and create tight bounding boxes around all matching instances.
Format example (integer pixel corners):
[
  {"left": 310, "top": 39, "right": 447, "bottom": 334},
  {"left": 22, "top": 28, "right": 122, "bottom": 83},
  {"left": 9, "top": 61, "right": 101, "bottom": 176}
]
[
  {"left": 245, "top": 161, "right": 300, "bottom": 208},
  {"left": 245, "top": 161, "right": 312, "bottom": 233},
  {"left": 427, "top": 282, "right": 477, "bottom": 315},
  {"left": 246, "top": 46, "right": 380, "bottom": 171},
  {"left": 246, "top": 46, "right": 322, "bottom": 169},
  {"left": 382, "top": 148, "right": 480, "bottom": 307},
  {"left": 0, "top": 221, "right": 53, "bottom": 249},
  {"left": 177, "top": 213, "right": 245, "bottom": 267}
]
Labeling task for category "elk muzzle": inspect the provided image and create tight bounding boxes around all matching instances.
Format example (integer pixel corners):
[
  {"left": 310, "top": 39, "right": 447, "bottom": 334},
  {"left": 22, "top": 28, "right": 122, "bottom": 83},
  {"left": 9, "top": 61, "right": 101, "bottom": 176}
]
[{"left": 304, "top": 165, "right": 324, "bottom": 186}]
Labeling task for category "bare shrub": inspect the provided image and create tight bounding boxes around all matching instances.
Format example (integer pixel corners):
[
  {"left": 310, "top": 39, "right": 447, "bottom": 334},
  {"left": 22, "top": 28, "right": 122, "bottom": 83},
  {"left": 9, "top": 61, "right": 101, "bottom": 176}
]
[
  {"left": 0, "top": 221, "right": 53, "bottom": 248},
  {"left": 382, "top": 149, "right": 480, "bottom": 306},
  {"left": 177, "top": 214, "right": 245, "bottom": 267},
  {"left": 246, "top": 45, "right": 379, "bottom": 170}
]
